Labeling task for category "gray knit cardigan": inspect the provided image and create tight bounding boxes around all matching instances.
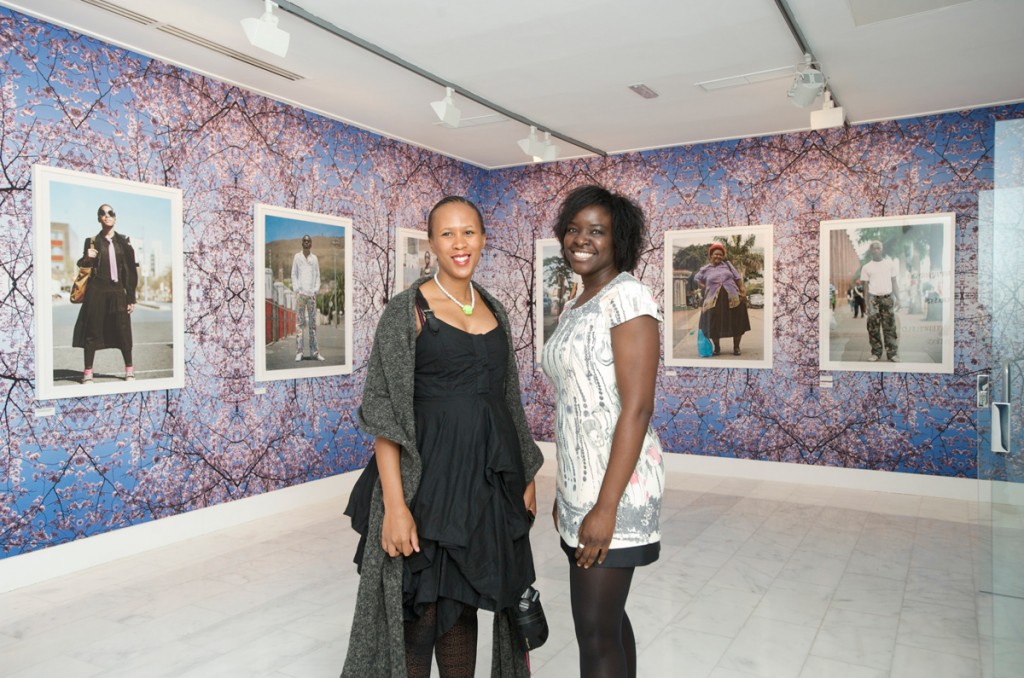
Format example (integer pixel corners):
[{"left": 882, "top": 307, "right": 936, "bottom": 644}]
[{"left": 340, "top": 278, "right": 544, "bottom": 678}]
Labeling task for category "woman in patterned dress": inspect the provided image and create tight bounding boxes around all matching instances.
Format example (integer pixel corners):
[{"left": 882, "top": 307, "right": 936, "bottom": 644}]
[{"left": 542, "top": 185, "right": 665, "bottom": 678}]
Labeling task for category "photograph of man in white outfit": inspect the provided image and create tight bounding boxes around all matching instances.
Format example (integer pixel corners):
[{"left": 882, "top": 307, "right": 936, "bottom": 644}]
[{"left": 292, "top": 235, "right": 325, "bottom": 362}]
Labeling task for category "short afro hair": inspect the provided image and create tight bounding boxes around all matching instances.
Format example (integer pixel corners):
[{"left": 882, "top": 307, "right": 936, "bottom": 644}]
[{"left": 553, "top": 185, "right": 646, "bottom": 273}]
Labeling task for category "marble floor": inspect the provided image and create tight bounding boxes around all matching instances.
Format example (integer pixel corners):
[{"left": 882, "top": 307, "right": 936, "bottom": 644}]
[{"left": 0, "top": 471, "right": 1017, "bottom": 677}]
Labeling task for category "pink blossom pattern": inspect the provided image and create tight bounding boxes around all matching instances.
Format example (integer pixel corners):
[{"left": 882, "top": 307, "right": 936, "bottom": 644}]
[
  {"left": 1, "top": 8, "right": 1021, "bottom": 558},
  {"left": 0, "top": 11, "right": 479, "bottom": 557}
]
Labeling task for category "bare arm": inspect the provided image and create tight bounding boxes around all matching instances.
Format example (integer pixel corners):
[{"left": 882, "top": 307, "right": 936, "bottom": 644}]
[
  {"left": 375, "top": 436, "right": 419, "bottom": 557},
  {"left": 575, "top": 314, "right": 659, "bottom": 568}
]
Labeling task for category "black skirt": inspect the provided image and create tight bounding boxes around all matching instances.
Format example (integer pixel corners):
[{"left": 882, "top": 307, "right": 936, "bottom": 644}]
[
  {"left": 559, "top": 538, "right": 660, "bottom": 568},
  {"left": 699, "top": 288, "right": 751, "bottom": 340}
]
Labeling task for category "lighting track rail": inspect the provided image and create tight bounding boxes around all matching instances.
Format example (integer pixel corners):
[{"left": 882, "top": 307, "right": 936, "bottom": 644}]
[
  {"left": 773, "top": 0, "right": 842, "bottom": 110},
  {"left": 273, "top": 0, "right": 607, "bottom": 158}
]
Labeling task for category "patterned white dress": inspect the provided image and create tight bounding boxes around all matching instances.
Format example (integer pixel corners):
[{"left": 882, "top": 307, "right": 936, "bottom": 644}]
[{"left": 542, "top": 272, "right": 665, "bottom": 555}]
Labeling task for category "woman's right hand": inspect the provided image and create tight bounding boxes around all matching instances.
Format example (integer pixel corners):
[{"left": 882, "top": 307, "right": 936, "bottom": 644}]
[{"left": 381, "top": 504, "right": 419, "bottom": 557}]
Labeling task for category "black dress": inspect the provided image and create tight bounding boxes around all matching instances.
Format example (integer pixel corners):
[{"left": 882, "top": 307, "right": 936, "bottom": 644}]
[{"left": 346, "top": 292, "right": 535, "bottom": 639}]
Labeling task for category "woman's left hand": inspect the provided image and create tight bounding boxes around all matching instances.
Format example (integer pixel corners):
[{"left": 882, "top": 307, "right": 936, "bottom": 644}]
[
  {"left": 523, "top": 480, "right": 537, "bottom": 525},
  {"left": 575, "top": 504, "right": 616, "bottom": 569},
  {"left": 127, "top": 304, "right": 135, "bottom": 314}
]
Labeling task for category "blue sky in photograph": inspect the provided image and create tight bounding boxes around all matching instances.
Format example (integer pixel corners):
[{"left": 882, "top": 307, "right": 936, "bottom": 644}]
[
  {"left": 265, "top": 215, "right": 346, "bottom": 244},
  {"left": 49, "top": 180, "right": 172, "bottom": 251}
]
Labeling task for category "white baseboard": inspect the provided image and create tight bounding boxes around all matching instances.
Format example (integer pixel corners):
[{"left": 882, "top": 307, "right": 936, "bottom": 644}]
[
  {"left": 537, "top": 442, "right": 977, "bottom": 501},
  {"left": 0, "top": 472, "right": 359, "bottom": 594},
  {"left": 1, "top": 444, "right": 985, "bottom": 594}
]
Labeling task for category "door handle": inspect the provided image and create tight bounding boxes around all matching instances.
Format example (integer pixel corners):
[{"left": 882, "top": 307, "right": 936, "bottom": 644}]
[{"left": 992, "top": 402, "right": 1010, "bottom": 455}]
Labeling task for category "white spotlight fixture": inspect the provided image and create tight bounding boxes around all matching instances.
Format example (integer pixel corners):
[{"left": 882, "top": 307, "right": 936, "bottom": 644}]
[
  {"left": 538, "top": 132, "right": 560, "bottom": 162},
  {"left": 517, "top": 126, "right": 559, "bottom": 162},
  {"left": 810, "top": 89, "right": 845, "bottom": 130},
  {"left": 430, "top": 87, "right": 462, "bottom": 128},
  {"left": 787, "top": 54, "right": 825, "bottom": 108},
  {"left": 241, "top": 0, "right": 290, "bottom": 58},
  {"left": 517, "top": 126, "right": 540, "bottom": 158}
]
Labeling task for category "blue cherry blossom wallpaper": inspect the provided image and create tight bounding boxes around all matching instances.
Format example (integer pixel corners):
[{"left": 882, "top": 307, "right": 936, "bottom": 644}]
[{"left": 1, "top": 7, "right": 1020, "bottom": 558}]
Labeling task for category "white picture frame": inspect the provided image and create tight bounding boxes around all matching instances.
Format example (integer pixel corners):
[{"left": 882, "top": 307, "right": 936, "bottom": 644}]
[
  {"left": 819, "top": 213, "right": 955, "bottom": 373},
  {"left": 254, "top": 204, "right": 353, "bottom": 381},
  {"left": 663, "top": 225, "right": 774, "bottom": 369},
  {"left": 396, "top": 227, "right": 435, "bottom": 292},
  {"left": 535, "top": 238, "right": 580, "bottom": 362},
  {"left": 33, "top": 165, "right": 185, "bottom": 399}
]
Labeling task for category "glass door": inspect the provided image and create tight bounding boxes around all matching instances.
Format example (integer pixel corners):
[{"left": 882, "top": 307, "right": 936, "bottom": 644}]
[{"left": 977, "top": 118, "right": 1024, "bottom": 677}]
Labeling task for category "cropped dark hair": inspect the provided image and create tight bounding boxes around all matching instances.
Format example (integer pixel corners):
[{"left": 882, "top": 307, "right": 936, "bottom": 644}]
[
  {"left": 553, "top": 185, "right": 646, "bottom": 273},
  {"left": 427, "top": 196, "right": 485, "bottom": 238}
]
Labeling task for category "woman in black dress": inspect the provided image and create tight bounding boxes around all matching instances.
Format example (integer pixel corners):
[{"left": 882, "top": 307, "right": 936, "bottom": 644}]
[
  {"left": 343, "top": 196, "right": 542, "bottom": 677},
  {"left": 72, "top": 204, "right": 138, "bottom": 382}
]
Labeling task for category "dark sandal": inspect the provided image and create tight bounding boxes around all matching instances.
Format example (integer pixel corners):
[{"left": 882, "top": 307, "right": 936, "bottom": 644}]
[{"left": 733, "top": 349, "right": 741, "bottom": 356}]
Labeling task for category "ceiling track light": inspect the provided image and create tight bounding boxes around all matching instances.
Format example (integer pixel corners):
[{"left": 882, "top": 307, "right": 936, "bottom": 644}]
[
  {"left": 269, "top": 1, "right": 605, "bottom": 158},
  {"left": 430, "top": 86, "right": 462, "bottom": 128},
  {"left": 241, "top": 0, "right": 290, "bottom": 58},
  {"left": 540, "top": 132, "right": 559, "bottom": 162},
  {"left": 517, "top": 126, "right": 559, "bottom": 162},
  {"left": 787, "top": 53, "right": 825, "bottom": 108},
  {"left": 771, "top": 4, "right": 845, "bottom": 124}
]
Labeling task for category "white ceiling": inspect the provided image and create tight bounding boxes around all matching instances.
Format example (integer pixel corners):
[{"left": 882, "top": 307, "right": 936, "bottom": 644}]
[{"left": 5, "top": 0, "right": 1024, "bottom": 169}]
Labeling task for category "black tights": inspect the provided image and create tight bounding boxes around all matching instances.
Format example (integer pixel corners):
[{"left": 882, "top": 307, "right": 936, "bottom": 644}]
[
  {"left": 84, "top": 348, "right": 132, "bottom": 370},
  {"left": 570, "top": 565, "right": 637, "bottom": 678},
  {"left": 404, "top": 603, "right": 478, "bottom": 678}
]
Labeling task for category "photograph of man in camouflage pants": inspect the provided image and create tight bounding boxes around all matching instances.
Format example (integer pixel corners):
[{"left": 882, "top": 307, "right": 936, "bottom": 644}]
[{"left": 860, "top": 240, "right": 899, "bottom": 362}]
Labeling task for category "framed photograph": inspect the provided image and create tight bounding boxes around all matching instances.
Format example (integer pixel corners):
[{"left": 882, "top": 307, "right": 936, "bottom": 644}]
[
  {"left": 33, "top": 165, "right": 184, "bottom": 400},
  {"left": 254, "top": 204, "right": 353, "bottom": 381},
  {"left": 396, "top": 227, "right": 435, "bottom": 292},
  {"left": 535, "top": 238, "right": 581, "bottom": 361},
  {"left": 663, "top": 225, "right": 774, "bottom": 369},
  {"left": 819, "top": 213, "right": 955, "bottom": 373}
]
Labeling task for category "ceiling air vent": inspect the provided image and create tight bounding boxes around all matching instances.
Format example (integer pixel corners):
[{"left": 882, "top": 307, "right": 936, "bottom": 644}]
[
  {"left": 628, "top": 83, "right": 659, "bottom": 99},
  {"left": 156, "top": 25, "right": 304, "bottom": 82},
  {"left": 80, "top": 0, "right": 158, "bottom": 25}
]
